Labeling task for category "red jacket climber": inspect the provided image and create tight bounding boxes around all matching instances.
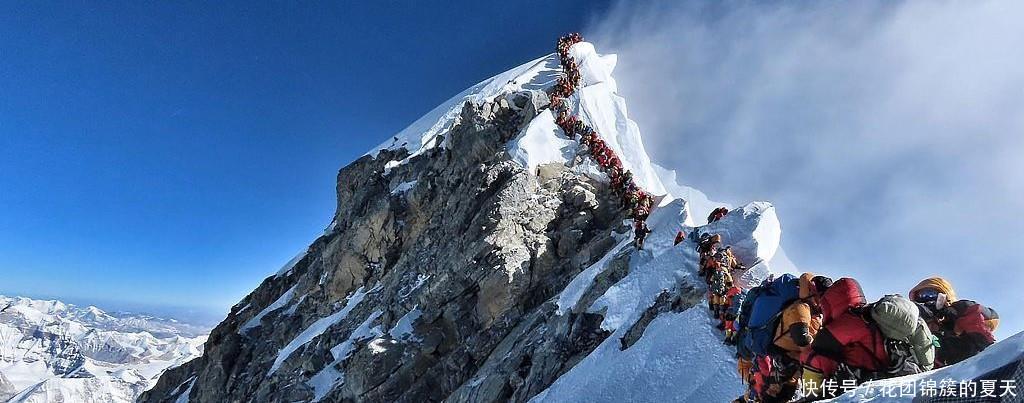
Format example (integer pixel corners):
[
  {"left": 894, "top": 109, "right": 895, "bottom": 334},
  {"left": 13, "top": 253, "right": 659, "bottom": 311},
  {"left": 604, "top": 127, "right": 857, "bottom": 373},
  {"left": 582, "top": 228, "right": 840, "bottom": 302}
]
[
  {"left": 708, "top": 207, "right": 729, "bottom": 224},
  {"left": 801, "top": 278, "right": 888, "bottom": 398}
]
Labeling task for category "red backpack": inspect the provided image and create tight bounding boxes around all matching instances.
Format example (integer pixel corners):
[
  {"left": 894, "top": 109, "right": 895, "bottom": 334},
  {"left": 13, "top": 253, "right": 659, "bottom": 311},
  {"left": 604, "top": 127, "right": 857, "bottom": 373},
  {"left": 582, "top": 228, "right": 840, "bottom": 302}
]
[{"left": 807, "top": 278, "right": 890, "bottom": 377}]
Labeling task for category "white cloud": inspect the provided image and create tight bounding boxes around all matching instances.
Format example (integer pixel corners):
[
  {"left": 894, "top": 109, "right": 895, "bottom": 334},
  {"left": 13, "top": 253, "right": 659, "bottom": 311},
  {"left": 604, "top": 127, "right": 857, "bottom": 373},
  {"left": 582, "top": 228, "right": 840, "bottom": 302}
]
[{"left": 587, "top": 1, "right": 1024, "bottom": 337}]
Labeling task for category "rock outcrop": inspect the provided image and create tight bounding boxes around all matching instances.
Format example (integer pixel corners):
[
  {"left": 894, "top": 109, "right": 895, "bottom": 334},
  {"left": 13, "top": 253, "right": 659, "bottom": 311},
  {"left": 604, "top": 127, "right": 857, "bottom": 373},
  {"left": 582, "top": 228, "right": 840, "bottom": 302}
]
[{"left": 142, "top": 90, "right": 642, "bottom": 402}]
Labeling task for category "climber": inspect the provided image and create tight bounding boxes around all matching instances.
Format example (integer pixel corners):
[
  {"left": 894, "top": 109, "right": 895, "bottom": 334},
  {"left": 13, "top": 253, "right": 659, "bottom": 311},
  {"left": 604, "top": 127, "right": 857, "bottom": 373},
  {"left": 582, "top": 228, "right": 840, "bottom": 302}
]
[
  {"left": 620, "top": 172, "right": 635, "bottom": 198},
  {"left": 800, "top": 277, "right": 889, "bottom": 400},
  {"left": 708, "top": 245, "right": 745, "bottom": 279},
  {"left": 630, "top": 191, "right": 652, "bottom": 221},
  {"left": 591, "top": 139, "right": 608, "bottom": 166},
  {"left": 636, "top": 192, "right": 654, "bottom": 220},
  {"left": 708, "top": 207, "right": 729, "bottom": 224},
  {"left": 674, "top": 230, "right": 686, "bottom": 246},
  {"left": 555, "top": 111, "right": 576, "bottom": 133},
  {"left": 696, "top": 233, "right": 722, "bottom": 278},
  {"left": 709, "top": 268, "right": 734, "bottom": 327},
  {"left": 572, "top": 119, "right": 586, "bottom": 137},
  {"left": 609, "top": 166, "right": 623, "bottom": 192},
  {"left": 598, "top": 147, "right": 615, "bottom": 170},
  {"left": 754, "top": 274, "right": 831, "bottom": 403},
  {"left": 910, "top": 277, "right": 999, "bottom": 367},
  {"left": 633, "top": 219, "right": 652, "bottom": 250},
  {"left": 697, "top": 233, "right": 721, "bottom": 256},
  {"left": 722, "top": 285, "right": 745, "bottom": 342},
  {"left": 608, "top": 156, "right": 622, "bottom": 180}
]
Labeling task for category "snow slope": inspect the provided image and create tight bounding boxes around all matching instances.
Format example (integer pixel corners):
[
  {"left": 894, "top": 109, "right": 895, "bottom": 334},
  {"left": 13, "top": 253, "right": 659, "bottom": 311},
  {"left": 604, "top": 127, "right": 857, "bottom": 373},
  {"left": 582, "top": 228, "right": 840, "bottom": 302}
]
[
  {"left": 829, "top": 330, "right": 1024, "bottom": 402},
  {"left": 0, "top": 295, "right": 208, "bottom": 403},
  {"left": 535, "top": 196, "right": 782, "bottom": 402},
  {"left": 368, "top": 53, "right": 561, "bottom": 161}
]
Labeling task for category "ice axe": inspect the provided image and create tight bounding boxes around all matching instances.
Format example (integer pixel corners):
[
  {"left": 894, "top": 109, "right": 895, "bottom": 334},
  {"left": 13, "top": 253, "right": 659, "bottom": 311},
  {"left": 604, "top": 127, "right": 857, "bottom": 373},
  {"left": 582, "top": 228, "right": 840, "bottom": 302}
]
[{"left": 742, "top": 257, "right": 765, "bottom": 270}]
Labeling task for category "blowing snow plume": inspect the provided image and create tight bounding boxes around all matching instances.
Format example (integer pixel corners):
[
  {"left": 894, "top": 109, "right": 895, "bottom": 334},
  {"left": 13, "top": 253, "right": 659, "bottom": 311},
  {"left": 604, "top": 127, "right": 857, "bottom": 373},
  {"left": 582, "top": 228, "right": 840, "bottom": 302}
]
[{"left": 586, "top": 1, "right": 1024, "bottom": 336}]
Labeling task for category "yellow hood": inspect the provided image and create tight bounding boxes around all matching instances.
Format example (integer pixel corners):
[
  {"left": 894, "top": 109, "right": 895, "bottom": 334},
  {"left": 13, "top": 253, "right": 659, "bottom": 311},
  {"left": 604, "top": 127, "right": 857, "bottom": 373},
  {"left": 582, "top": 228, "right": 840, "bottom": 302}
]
[{"left": 910, "top": 277, "right": 957, "bottom": 302}]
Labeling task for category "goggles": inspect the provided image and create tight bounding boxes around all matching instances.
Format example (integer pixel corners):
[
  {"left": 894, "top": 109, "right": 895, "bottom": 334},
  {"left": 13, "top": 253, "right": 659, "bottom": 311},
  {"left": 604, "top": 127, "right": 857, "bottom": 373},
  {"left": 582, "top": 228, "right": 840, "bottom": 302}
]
[{"left": 914, "top": 288, "right": 941, "bottom": 304}]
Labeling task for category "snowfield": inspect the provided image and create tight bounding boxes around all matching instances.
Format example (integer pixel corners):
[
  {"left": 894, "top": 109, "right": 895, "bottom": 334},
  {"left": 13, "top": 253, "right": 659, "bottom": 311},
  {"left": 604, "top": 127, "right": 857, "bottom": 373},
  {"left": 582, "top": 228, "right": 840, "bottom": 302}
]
[{"left": 0, "top": 295, "right": 208, "bottom": 403}]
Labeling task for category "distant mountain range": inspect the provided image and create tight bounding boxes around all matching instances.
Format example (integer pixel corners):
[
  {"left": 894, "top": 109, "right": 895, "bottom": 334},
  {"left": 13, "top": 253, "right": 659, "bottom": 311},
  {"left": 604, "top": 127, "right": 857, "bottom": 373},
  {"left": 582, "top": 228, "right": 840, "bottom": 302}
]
[{"left": 0, "top": 295, "right": 209, "bottom": 402}]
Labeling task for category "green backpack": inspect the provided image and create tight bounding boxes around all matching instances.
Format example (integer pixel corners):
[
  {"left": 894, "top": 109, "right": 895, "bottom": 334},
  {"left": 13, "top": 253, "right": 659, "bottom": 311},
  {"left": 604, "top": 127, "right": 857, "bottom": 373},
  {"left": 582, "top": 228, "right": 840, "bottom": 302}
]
[{"left": 870, "top": 294, "right": 936, "bottom": 372}]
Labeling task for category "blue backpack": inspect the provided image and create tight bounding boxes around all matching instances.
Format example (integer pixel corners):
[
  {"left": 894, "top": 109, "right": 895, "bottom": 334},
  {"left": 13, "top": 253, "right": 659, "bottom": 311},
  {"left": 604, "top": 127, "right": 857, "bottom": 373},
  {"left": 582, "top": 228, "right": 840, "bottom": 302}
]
[
  {"left": 734, "top": 286, "right": 763, "bottom": 360},
  {"left": 740, "top": 274, "right": 800, "bottom": 357},
  {"left": 727, "top": 289, "right": 747, "bottom": 322}
]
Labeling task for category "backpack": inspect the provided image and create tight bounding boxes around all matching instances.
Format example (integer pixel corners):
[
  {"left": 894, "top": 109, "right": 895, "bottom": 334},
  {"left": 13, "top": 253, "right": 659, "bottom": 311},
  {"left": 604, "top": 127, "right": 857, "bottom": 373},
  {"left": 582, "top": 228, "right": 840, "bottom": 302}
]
[
  {"left": 734, "top": 285, "right": 764, "bottom": 360},
  {"left": 726, "top": 289, "right": 748, "bottom": 321},
  {"left": 740, "top": 274, "right": 800, "bottom": 356},
  {"left": 709, "top": 268, "right": 732, "bottom": 296},
  {"left": 834, "top": 337, "right": 923, "bottom": 385},
  {"left": 869, "top": 294, "right": 936, "bottom": 373}
]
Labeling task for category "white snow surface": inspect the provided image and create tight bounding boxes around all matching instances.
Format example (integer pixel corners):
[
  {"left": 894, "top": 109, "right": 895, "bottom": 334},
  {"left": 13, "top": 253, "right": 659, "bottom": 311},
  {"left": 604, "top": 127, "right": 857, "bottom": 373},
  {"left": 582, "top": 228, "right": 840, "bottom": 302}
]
[
  {"left": 367, "top": 51, "right": 561, "bottom": 162},
  {"left": 274, "top": 249, "right": 308, "bottom": 278},
  {"left": 388, "top": 307, "right": 422, "bottom": 341},
  {"left": 308, "top": 311, "right": 384, "bottom": 402},
  {"left": 239, "top": 284, "right": 297, "bottom": 333},
  {"left": 173, "top": 378, "right": 194, "bottom": 403},
  {"left": 389, "top": 180, "right": 418, "bottom": 195},
  {"left": 507, "top": 109, "right": 577, "bottom": 172},
  {"left": 532, "top": 307, "right": 744, "bottom": 403},
  {"left": 534, "top": 195, "right": 780, "bottom": 402},
  {"left": 699, "top": 201, "right": 780, "bottom": 267},
  {"left": 0, "top": 295, "right": 207, "bottom": 403}
]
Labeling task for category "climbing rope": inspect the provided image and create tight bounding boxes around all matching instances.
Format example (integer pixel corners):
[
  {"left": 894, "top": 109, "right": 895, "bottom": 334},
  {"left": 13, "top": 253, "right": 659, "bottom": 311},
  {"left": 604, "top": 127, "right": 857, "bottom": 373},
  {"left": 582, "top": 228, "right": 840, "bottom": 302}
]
[{"left": 550, "top": 33, "right": 655, "bottom": 230}]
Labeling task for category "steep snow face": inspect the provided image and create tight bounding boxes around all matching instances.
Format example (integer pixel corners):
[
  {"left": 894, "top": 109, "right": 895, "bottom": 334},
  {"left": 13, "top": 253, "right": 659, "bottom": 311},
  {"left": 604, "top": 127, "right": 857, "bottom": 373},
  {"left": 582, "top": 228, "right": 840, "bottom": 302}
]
[
  {"left": 537, "top": 198, "right": 781, "bottom": 403},
  {"left": 533, "top": 308, "right": 745, "bottom": 402},
  {"left": 367, "top": 53, "right": 560, "bottom": 161},
  {"left": 507, "top": 109, "right": 577, "bottom": 171},
  {"left": 702, "top": 201, "right": 780, "bottom": 267},
  {"left": 0, "top": 295, "right": 208, "bottom": 403},
  {"left": 653, "top": 163, "right": 801, "bottom": 276},
  {"left": 566, "top": 42, "right": 667, "bottom": 197},
  {"left": 507, "top": 42, "right": 668, "bottom": 197}
]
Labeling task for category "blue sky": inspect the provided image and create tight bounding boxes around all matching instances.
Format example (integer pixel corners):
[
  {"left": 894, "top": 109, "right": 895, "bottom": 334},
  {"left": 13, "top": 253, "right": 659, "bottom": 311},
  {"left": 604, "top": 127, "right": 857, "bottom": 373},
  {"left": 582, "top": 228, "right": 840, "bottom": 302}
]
[
  {"left": 0, "top": 1, "right": 609, "bottom": 319},
  {"left": 2, "top": 1, "right": 1021, "bottom": 338}
]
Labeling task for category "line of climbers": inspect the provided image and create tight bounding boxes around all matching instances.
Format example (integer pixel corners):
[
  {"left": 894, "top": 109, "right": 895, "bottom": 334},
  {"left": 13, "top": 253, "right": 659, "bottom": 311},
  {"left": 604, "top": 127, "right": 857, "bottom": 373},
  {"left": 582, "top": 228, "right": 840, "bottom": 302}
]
[
  {"left": 550, "top": 33, "right": 655, "bottom": 250},
  {"left": 546, "top": 33, "right": 1002, "bottom": 401},
  {"left": 688, "top": 211, "right": 1000, "bottom": 402}
]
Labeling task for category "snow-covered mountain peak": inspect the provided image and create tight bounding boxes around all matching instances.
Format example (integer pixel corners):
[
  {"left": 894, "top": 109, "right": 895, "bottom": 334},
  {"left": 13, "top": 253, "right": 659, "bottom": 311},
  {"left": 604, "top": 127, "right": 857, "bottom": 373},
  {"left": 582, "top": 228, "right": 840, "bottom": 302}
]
[
  {"left": 368, "top": 41, "right": 666, "bottom": 199},
  {"left": 0, "top": 295, "right": 209, "bottom": 403},
  {"left": 139, "top": 37, "right": 1021, "bottom": 403},
  {"left": 365, "top": 52, "right": 560, "bottom": 160}
]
